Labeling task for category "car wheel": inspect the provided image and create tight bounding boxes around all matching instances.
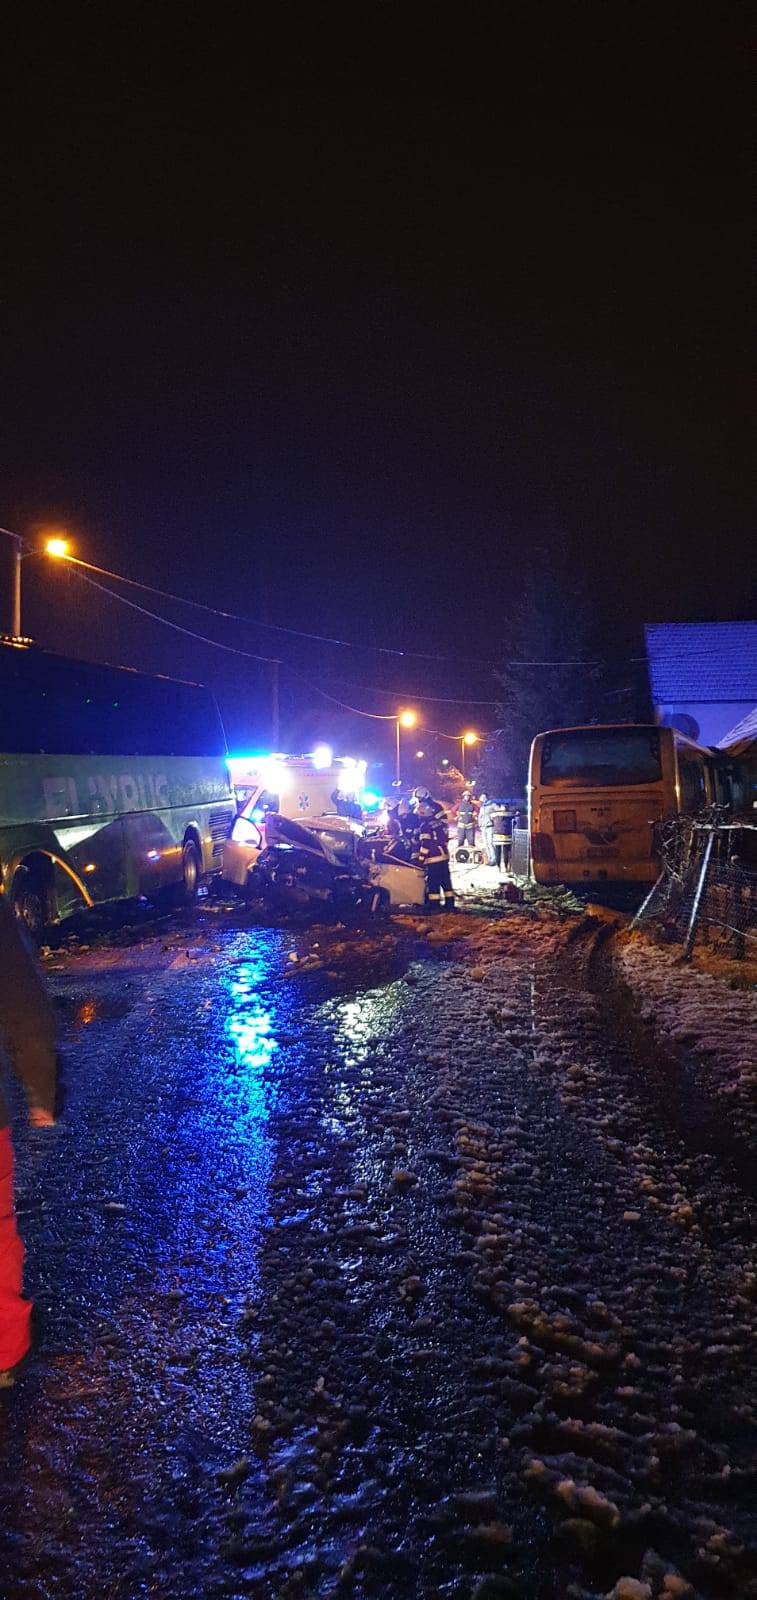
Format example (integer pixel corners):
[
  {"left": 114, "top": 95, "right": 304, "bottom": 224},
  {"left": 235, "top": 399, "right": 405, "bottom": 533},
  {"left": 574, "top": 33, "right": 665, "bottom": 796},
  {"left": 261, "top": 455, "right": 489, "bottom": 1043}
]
[{"left": 12, "top": 866, "right": 49, "bottom": 939}]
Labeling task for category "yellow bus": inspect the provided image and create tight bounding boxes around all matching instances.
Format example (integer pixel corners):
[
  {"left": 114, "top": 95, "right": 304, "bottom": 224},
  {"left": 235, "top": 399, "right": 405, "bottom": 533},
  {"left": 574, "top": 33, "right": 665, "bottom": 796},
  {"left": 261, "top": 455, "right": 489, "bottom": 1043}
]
[{"left": 528, "top": 723, "right": 716, "bottom": 889}]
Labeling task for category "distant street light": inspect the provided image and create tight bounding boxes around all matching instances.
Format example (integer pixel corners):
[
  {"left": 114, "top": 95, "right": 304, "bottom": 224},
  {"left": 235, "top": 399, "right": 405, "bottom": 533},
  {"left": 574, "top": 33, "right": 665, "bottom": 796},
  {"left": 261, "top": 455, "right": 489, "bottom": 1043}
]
[
  {"left": 395, "top": 708, "right": 418, "bottom": 785},
  {"left": 0, "top": 526, "right": 73, "bottom": 638},
  {"left": 461, "top": 729, "right": 479, "bottom": 778}
]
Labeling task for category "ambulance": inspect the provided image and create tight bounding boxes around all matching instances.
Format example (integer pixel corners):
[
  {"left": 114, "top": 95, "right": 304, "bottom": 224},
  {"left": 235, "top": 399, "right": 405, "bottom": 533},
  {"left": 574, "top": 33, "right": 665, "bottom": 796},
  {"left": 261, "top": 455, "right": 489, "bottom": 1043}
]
[{"left": 225, "top": 749, "right": 366, "bottom": 818}]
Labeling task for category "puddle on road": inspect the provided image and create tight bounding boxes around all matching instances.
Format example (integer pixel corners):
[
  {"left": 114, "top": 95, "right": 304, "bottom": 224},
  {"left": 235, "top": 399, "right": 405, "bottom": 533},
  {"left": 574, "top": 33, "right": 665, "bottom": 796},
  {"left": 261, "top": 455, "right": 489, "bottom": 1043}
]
[{"left": 71, "top": 994, "right": 134, "bottom": 1026}]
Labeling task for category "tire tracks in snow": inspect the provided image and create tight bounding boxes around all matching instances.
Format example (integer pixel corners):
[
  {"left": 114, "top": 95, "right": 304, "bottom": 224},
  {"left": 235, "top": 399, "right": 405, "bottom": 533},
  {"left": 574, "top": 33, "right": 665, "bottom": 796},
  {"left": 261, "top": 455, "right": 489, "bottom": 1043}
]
[{"left": 226, "top": 924, "right": 757, "bottom": 1598}]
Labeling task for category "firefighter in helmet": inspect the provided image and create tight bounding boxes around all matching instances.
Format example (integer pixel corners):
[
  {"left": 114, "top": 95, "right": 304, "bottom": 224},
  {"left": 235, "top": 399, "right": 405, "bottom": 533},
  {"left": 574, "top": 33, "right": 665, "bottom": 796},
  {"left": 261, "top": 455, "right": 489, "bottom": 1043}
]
[{"left": 417, "top": 797, "right": 455, "bottom": 910}]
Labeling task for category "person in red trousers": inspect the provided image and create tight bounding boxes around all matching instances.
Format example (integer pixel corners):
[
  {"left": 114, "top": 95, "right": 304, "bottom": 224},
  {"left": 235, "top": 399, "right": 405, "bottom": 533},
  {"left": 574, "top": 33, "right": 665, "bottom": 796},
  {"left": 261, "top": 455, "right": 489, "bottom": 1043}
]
[{"left": 0, "top": 893, "right": 57, "bottom": 1388}]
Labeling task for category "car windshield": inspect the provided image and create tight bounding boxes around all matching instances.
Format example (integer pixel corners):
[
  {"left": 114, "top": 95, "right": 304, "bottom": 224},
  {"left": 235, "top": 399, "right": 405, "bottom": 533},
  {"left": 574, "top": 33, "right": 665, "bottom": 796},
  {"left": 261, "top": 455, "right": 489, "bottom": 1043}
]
[{"left": 540, "top": 729, "right": 662, "bottom": 786}]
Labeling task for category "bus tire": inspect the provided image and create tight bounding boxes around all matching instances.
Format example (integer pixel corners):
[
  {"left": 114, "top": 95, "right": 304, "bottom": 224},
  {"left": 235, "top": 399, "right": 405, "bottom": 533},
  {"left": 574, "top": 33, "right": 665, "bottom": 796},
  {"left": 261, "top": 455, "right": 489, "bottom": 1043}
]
[
  {"left": 11, "top": 863, "right": 51, "bottom": 939},
  {"left": 181, "top": 838, "right": 202, "bottom": 903}
]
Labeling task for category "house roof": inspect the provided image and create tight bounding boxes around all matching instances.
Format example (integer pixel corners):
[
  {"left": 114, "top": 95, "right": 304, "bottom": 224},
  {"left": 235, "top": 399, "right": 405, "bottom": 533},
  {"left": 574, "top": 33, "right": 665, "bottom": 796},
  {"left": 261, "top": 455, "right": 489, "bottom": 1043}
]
[
  {"left": 718, "top": 704, "right": 757, "bottom": 751},
  {"left": 645, "top": 622, "right": 757, "bottom": 704}
]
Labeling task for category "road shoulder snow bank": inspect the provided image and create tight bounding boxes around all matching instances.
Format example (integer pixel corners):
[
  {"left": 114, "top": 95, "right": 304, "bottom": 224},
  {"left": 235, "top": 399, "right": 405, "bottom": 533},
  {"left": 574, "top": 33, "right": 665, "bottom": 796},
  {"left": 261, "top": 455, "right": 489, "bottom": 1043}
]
[{"left": 615, "top": 931, "right": 757, "bottom": 1113}]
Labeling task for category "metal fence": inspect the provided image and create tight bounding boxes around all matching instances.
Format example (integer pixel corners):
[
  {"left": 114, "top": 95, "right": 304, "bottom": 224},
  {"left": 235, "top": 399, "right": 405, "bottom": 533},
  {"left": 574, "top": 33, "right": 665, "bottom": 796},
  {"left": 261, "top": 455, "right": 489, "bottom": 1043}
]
[
  {"left": 510, "top": 826, "right": 531, "bottom": 880},
  {"left": 632, "top": 815, "right": 757, "bottom": 959}
]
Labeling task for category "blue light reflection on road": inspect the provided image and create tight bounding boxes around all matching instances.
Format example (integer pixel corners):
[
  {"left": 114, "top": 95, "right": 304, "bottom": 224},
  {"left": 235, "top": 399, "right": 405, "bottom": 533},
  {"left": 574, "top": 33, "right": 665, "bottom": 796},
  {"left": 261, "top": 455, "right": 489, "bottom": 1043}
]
[
  {"left": 223, "top": 951, "right": 279, "bottom": 1124},
  {"left": 315, "top": 981, "right": 412, "bottom": 1164},
  {"left": 0, "top": 931, "right": 425, "bottom": 1589}
]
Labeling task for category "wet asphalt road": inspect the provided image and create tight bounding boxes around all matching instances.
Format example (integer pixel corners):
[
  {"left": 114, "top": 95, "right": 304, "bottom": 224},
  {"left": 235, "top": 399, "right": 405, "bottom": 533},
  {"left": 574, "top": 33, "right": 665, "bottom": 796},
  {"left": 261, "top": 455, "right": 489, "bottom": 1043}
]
[{"left": 1, "top": 909, "right": 756, "bottom": 1600}]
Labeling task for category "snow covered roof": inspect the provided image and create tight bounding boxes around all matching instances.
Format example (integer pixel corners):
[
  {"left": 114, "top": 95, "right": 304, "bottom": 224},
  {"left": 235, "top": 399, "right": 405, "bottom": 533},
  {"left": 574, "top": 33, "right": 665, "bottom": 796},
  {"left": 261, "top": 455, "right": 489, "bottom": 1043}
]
[
  {"left": 645, "top": 621, "right": 757, "bottom": 704},
  {"left": 718, "top": 704, "right": 757, "bottom": 751}
]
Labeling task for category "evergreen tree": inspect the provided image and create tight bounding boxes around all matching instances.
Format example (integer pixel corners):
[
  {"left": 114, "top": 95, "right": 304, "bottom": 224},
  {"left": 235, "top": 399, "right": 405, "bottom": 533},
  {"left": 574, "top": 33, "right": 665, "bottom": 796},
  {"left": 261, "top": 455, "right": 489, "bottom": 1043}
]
[{"left": 493, "top": 563, "right": 604, "bottom": 791}]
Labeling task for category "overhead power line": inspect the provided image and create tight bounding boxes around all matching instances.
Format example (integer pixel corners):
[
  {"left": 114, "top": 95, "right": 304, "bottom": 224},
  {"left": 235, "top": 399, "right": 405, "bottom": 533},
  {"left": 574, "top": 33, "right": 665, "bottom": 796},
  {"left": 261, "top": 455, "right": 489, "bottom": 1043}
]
[
  {"left": 74, "top": 571, "right": 498, "bottom": 709},
  {"left": 63, "top": 553, "right": 603, "bottom": 668},
  {"left": 70, "top": 568, "right": 398, "bottom": 719},
  {"left": 65, "top": 562, "right": 635, "bottom": 724},
  {"left": 72, "top": 569, "right": 283, "bottom": 666}
]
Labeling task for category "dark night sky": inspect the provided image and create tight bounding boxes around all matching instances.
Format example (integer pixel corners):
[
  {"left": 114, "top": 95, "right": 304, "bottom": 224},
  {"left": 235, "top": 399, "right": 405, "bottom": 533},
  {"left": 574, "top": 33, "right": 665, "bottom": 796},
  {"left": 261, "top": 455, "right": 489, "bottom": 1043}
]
[{"left": 1, "top": 8, "right": 753, "bottom": 753}]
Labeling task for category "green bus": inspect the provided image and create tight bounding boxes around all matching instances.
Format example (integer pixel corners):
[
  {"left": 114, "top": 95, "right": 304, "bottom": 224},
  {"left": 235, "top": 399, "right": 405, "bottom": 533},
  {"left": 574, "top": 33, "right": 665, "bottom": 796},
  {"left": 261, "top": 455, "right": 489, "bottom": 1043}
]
[{"left": 0, "top": 637, "right": 236, "bottom": 932}]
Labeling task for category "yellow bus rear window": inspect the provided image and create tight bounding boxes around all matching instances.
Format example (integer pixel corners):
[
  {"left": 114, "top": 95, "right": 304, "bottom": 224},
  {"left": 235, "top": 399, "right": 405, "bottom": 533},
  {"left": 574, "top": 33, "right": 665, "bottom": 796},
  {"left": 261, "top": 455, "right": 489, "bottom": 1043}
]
[{"left": 541, "top": 730, "right": 662, "bottom": 786}]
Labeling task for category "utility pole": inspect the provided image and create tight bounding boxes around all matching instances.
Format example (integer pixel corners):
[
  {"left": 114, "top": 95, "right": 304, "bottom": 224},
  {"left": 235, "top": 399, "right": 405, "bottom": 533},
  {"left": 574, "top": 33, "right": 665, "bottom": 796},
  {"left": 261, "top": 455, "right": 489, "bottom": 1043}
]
[
  {"left": 11, "top": 537, "right": 21, "bottom": 638},
  {"left": 0, "top": 528, "right": 24, "bottom": 637},
  {"left": 1, "top": 528, "right": 71, "bottom": 638},
  {"left": 395, "top": 710, "right": 417, "bottom": 786},
  {"left": 271, "top": 660, "right": 280, "bottom": 749}
]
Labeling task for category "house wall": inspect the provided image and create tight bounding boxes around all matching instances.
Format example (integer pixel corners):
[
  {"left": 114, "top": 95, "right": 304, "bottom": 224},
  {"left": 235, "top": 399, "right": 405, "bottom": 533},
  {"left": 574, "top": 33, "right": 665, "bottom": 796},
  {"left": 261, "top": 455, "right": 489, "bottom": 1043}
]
[{"left": 655, "top": 700, "right": 755, "bottom": 748}]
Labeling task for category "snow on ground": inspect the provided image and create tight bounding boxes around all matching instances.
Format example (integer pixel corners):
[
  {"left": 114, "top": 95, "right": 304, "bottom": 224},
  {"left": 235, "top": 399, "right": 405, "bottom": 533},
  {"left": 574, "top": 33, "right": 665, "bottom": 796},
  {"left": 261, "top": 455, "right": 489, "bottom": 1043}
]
[
  {"left": 450, "top": 857, "right": 504, "bottom": 897},
  {"left": 616, "top": 932, "right": 757, "bottom": 1126},
  {"left": 4, "top": 903, "right": 757, "bottom": 1598}
]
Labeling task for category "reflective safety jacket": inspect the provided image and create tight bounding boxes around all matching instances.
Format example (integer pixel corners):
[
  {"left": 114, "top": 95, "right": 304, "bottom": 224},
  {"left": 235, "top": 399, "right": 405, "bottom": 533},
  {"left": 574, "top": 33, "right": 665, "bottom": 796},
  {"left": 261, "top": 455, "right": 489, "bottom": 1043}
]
[
  {"left": 457, "top": 795, "right": 475, "bottom": 827},
  {"left": 492, "top": 809, "right": 514, "bottom": 843},
  {"left": 418, "top": 815, "right": 450, "bottom": 865},
  {"left": 0, "top": 896, "right": 57, "bottom": 1135}
]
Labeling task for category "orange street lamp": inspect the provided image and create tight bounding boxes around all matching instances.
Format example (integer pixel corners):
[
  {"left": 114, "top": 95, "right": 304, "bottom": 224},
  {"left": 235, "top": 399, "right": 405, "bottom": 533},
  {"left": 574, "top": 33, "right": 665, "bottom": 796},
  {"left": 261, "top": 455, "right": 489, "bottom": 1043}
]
[
  {"left": 45, "top": 537, "right": 71, "bottom": 559},
  {"left": 0, "top": 526, "right": 73, "bottom": 637},
  {"left": 461, "top": 729, "right": 478, "bottom": 777},
  {"left": 395, "top": 708, "right": 418, "bottom": 785}
]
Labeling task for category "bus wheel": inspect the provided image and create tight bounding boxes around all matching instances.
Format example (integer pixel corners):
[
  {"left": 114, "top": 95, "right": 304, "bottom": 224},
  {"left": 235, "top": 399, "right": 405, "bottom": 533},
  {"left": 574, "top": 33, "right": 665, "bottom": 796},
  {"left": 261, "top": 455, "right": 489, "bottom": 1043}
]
[
  {"left": 181, "top": 839, "right": 202, "bottom": 902},
  {"left": 11, "top": 865, "right": 49, "bottom": 939}
]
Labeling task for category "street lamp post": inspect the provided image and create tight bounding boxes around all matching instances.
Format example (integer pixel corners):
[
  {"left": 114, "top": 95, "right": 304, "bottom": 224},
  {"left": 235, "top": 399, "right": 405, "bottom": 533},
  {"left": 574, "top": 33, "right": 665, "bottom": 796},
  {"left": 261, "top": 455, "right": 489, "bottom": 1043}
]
[
  {"left": 395, "top": 709, "right": 417, "bottom": 785},
  {"left": 10, "top": 534, "right": 21, "bottom": 639},
  {"left": 0, "top": 529, "right": 72, "bottom": 638},
  {"left": 461, "top": 730, "right": 478, "bottom": 779},
  {"left": 0, "top": 528, "right": 30, "bottom": 638}
]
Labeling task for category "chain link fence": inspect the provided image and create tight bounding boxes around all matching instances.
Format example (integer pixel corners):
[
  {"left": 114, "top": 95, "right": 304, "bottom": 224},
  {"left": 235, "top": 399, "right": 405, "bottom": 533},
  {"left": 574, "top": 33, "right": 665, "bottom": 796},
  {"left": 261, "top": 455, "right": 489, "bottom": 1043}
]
[{"left": 632, "top": 813, "right": 757, "bottom": 959}]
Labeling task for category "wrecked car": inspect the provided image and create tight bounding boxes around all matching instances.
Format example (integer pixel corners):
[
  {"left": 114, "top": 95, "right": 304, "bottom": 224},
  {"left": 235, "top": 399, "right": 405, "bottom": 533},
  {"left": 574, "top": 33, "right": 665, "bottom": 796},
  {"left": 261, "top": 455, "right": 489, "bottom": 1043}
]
[{"left": 224, "top": 811, "right": 388, "bottom": 915}]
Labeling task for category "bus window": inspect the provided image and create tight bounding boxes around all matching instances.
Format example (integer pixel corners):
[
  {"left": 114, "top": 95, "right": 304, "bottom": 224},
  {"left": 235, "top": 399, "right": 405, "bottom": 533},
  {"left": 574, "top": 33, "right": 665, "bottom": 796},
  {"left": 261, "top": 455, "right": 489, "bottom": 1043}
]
[
  {"left": 540, "top": 728, "right": 662, "bottom": 786},
  {"left": 0, "top": 648, "right": 226, "bottom": 758}
]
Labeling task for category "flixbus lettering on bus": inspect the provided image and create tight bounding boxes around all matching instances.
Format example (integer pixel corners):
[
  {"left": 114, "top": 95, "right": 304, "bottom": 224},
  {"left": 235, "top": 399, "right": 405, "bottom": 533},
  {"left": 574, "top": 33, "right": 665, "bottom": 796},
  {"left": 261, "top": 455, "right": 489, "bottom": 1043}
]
[{"left": 41, "top": 771, "right": 172, "bottom": 817}]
